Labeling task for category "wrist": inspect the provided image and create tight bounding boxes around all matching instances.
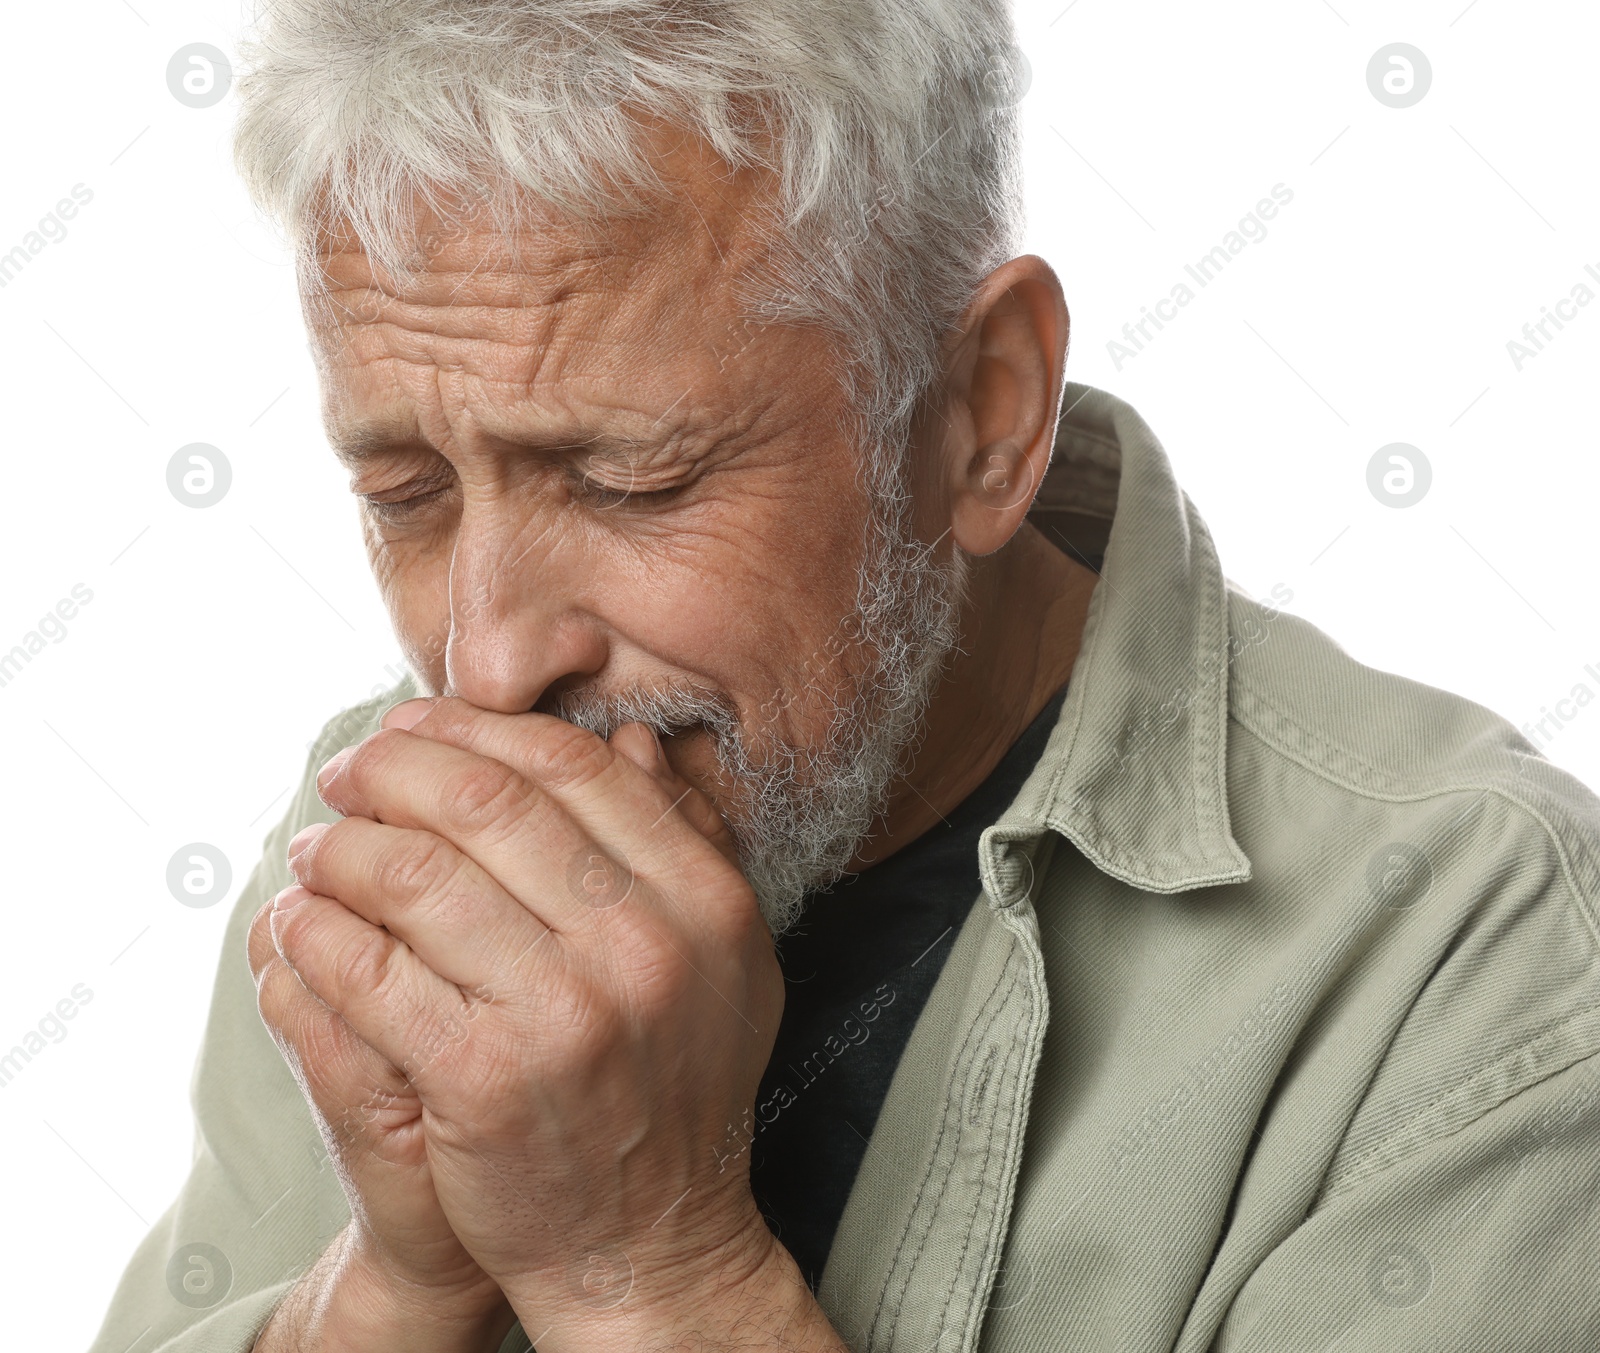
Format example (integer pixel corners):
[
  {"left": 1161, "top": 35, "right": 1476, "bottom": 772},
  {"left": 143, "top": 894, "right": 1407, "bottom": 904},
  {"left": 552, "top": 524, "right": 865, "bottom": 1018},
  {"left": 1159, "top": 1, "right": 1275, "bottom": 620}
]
[
  {"left": 505, "top": 1217, "right": 846, "bottom": 1353},
  {"left": 259, "top": 1224, "right": 516, "bottom": 1353},
  {"left": 343, "top": 1225, "right": 517, "bottom": 1350}
]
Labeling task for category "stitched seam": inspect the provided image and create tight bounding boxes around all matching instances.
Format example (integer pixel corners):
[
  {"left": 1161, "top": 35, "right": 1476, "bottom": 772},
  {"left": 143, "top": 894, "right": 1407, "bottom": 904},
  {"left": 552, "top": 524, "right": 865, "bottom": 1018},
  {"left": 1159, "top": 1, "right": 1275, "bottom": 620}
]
[
  {"left": 1231, "top": 678, "right": 1433, "bottom": 794},
  {"left": 877, "top": 958, "right": 1014, "bottom": 1350},
  {"left": 869, "top": 951, "right": 1009, "bottom": 1348},
  {"left": 948, "top": 909, "right": 1053, "bottom": 1353},
  {"left": 900, "top": 965, "right": 1021, "bottom": 1351},
  {"left": 928, "top": 1047, "right": 1009, "bottom": 1345},
  {"left": 1181, "top": 492, "right": 1229, "bottom": 871},
  {"left": 1229, "top": 690, "right": 1600, "bottom": 955},
  {"left": 930, "top": 973, "right": 1034, "bottom": 1345},
  {"left": 1320, "top": 998, "right": 1600, "bottom": 1203},
  {"left": 875, "top": 950, "right": 1016, "bottom": 1351}
]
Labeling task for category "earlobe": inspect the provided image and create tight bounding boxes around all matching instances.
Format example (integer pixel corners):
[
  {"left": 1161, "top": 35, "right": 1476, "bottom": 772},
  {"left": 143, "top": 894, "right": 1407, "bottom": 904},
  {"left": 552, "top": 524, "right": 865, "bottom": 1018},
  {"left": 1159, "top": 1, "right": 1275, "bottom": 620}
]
[
  {"left": 952, "top": 437, "right": 1043, "bottom": 555},
  {"left": 972, "top": 439, "right": 1041, "bottom": 516}
]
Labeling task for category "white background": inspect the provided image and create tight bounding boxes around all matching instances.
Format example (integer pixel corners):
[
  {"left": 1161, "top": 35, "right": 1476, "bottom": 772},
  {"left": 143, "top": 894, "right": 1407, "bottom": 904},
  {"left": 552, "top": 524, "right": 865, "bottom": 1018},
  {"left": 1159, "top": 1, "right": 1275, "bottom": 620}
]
[{"left": 1, "top": 0, "right": 1595, "bottom": 1345}]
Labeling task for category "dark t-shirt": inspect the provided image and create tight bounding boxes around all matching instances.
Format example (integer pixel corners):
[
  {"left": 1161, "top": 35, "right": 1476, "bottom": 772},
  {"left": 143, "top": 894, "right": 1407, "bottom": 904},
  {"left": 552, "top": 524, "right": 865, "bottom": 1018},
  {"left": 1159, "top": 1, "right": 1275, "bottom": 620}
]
[{"left": 747, "top": 681, "right": 1071, "bottom": 1289}]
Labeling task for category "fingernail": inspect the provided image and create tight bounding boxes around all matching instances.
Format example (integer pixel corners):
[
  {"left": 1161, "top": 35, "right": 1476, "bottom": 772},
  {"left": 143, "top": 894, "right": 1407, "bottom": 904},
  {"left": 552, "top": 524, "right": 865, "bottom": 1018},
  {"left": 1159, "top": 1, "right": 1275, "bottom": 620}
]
[
  {"left": 274, "top": 884, "right": 313, "bottom": 912},
  {"left": 287, "top": 822, "right": 330, "bottom": 863},
  {"left": 318, "top": 746, "right": 356, "bottom": 789},
  {"left": 383, "top": 698, "right": 435, "bottom": 731}
]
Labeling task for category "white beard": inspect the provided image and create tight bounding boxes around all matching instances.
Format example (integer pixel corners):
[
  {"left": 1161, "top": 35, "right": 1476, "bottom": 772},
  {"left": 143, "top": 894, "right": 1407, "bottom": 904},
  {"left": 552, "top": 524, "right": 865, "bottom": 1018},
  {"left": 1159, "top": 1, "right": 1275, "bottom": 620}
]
[{"left": 552, "top": 475, "right": 970, "bottom": 935}]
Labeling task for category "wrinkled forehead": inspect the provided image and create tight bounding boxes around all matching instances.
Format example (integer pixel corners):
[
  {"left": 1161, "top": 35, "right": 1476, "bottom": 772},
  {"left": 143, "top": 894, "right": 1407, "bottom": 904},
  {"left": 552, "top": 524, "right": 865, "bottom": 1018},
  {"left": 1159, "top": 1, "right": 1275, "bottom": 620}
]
[
  {"left": 294, "top": 142, "right": 844, "bottom": 461},
  {"left": 301, "top": 120, "right": 780, "bottom": 343}
]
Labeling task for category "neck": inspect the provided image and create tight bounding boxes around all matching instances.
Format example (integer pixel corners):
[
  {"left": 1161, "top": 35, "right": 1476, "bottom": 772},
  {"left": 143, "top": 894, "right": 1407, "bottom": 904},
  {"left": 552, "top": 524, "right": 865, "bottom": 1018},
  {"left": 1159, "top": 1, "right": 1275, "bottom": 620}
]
[{"left": 846, "top": 524, "right": 1099, "bottom": 872}]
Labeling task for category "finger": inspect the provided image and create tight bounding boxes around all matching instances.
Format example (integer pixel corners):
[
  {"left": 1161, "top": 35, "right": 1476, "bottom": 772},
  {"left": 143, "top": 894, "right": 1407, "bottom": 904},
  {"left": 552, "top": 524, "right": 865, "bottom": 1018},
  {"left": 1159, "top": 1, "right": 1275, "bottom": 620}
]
[
  {"left": 248, "top": 894, "right": 282, "bottom": 983},
  {"left": 606, "top": 720, "right": 739, "bottom": 868},
  {"left": 251, "top": 900, "right": 424, "bottom": 1141},
  {"left": 606, "top": 721, "right": 661, "bottom": 777},
  {"left": 255, "top": 949, "right": 423, "bottom": 1147},
  {"left": 359, "top": 698, "right": 736, "bottom": 887},
  {"left": 287, "top": 816, "right": 550, "bottom": 993},
  {"left": 316, "top": 726, "right": 683, "bottom": 933},
  {"left": 268, "top": 884, "right": 481, "bottom": 1096},
  {"left": 316, "top": 727, "right": 606, "bottom": 929}
]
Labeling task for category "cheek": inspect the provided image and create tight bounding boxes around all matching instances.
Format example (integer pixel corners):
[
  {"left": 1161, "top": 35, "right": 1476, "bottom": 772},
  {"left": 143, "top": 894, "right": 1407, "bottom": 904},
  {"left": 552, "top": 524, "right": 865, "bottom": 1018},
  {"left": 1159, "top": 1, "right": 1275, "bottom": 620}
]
[
  {"left": 363, "top": 528, "right": 403, "bottom": 595},
  {"left": 603, "top": 493, "right": 869, "bottom": 721},
  {"left": 368, "top": 538, "right": 453, "bottom": 683}
]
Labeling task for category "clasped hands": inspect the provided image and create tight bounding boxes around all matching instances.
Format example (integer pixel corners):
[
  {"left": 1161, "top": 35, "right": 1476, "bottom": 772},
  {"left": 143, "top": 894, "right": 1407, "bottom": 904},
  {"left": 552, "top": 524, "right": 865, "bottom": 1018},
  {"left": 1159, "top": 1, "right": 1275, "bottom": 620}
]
[{"left": 246, "top": 696, "right": 822, "bottom": 1352}]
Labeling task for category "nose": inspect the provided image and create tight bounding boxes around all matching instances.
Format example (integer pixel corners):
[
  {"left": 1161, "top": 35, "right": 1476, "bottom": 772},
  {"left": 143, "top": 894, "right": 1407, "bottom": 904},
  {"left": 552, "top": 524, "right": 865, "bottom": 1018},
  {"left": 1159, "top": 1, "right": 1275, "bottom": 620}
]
[{"left": 442, "top": 503, "right": 608, "bottom": 713}]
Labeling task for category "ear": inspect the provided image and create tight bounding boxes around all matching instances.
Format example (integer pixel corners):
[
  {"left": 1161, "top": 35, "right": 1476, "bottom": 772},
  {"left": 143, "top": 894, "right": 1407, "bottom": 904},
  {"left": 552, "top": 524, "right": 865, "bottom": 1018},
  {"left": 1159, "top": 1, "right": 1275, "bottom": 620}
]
[{"left": 937, "top": 255, "right": 1070, "bottom": 557}]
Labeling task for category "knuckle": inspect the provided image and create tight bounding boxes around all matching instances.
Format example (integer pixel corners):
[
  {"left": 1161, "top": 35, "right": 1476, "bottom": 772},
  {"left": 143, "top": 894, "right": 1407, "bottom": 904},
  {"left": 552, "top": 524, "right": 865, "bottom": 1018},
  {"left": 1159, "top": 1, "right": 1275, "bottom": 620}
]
[
  {"left": 526, "top": 720, "right": 614, "bottom": 792},
  {"left": 540, "top": 980, "right": 621, "bottom": 1068},
  {"left": 632, "top": 942, "right": 693, "bottom": 1012},
  {"left": 330, "top": 927, "right": 397, "bottom": 1000},
  {"left": 599, "top": 918, "right": 689, "bottom": 1012},
  {"left": 269, "top": 901, "right": 316, "bottom": 961},
  {"left": 442, "top": 759, "right": 527, "bottom": 839},
  {"left": 707, "top": 880, "right": 765, "bottom": 949},
  {"left": 375, "top": 832, "right": 457, "bottom": 904},
  {"left": 291, "top": 820, "right": 343, "bottom": 894},
  {"left": 339, "top": 728, "right": 400, "bottom": 792}
]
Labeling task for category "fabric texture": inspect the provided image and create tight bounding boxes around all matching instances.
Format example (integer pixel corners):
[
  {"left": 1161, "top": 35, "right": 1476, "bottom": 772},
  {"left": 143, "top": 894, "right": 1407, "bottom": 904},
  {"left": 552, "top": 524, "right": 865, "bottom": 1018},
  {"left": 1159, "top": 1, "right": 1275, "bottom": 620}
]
[
  {"left": 751, "top": 681, "right": 1072, "bottom": 1291},
  {"left": 87, "top": 383, "right": 1600, "bottom": 1353}
]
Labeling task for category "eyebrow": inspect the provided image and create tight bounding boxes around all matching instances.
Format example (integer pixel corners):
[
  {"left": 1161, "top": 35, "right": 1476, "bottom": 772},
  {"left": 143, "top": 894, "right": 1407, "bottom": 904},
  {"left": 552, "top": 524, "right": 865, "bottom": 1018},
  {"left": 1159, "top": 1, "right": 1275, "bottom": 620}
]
[
  {"left": 326, "top": 420, "right": 428, "bottom": 467},
  {"left": 326, "top": 419, "right": 672, "bottom": 470}
]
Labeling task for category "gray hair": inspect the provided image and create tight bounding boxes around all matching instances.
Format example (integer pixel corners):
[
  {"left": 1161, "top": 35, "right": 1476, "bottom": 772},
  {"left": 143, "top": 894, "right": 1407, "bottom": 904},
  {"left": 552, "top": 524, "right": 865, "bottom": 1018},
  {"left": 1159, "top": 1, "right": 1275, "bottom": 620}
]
[{"left": 231, "top": 0, "right": 1028, "bottom": 488}]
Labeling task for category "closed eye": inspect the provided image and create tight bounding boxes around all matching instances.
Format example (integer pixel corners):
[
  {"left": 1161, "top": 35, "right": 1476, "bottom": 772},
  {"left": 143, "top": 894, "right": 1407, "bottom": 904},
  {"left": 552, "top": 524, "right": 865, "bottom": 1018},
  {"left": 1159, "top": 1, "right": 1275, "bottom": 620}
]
[
  {"left": 358, "top": 481, "right": 455, "bottom": 522},
  {"left": 572, "top": 471, "right": 688, "bottom": 512},
  {"left": 357, "top": 467, "right": 690, "bottom": 520}
]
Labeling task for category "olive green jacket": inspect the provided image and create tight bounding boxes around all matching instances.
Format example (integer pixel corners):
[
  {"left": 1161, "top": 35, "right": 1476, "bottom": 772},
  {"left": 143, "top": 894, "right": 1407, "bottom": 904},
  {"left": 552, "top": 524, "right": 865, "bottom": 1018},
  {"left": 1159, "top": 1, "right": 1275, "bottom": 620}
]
[{"left": 90, "top": 384, "right": 1600, "bottom": 1352}]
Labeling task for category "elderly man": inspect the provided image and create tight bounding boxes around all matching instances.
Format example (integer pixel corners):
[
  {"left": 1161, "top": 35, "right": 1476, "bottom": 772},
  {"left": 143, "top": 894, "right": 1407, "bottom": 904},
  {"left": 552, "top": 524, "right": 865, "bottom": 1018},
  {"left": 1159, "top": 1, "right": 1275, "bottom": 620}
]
[{"left": 92, "top": 3, "right": 1600, "bottom": 1352}]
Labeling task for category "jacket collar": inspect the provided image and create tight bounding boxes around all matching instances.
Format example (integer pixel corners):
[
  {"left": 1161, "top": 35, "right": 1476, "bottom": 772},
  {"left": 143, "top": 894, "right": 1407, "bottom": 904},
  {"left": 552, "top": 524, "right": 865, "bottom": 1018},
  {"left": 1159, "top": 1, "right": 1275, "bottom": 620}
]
[{"left": 989, "top": 382, "right": 1253, "bottom": 898}]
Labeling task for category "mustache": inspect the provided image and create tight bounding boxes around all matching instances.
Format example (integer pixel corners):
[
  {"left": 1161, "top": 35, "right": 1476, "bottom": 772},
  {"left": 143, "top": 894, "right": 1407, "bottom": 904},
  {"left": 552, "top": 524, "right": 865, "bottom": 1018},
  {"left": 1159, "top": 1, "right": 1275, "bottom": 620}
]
[{"left": 547, "top": 681, "right": 742, "bottom": 743}]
